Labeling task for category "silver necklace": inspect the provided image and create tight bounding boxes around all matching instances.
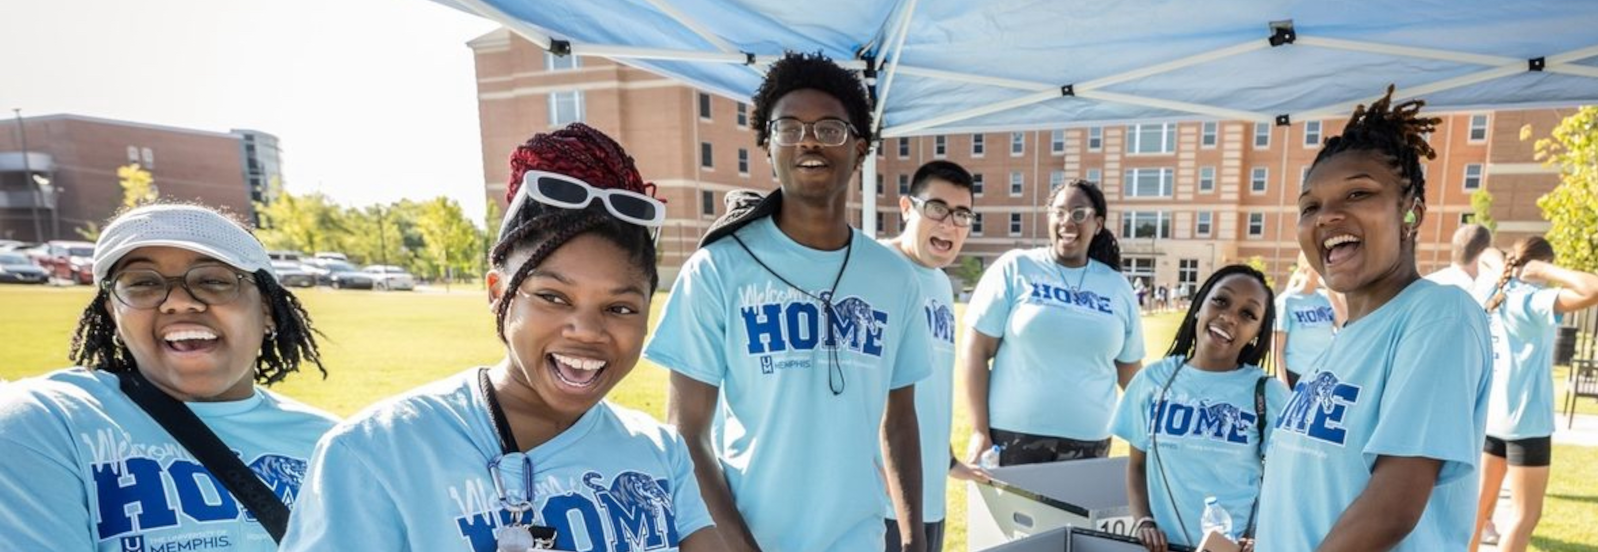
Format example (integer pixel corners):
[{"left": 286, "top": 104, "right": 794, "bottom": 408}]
[{"left": 1055, "top": 257, "right": 1090, "bottom": 293}]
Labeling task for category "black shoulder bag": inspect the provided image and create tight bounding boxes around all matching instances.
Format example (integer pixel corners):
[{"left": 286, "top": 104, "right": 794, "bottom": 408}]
[
  {"left": 116, "top": 370, "right": 291, "bottom": 542},
  {"left": 1242, "top": 375, "right": 1270, "bottom": 539}
]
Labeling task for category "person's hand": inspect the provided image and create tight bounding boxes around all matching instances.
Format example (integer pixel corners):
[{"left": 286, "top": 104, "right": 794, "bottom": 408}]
[
  {"left": 1517, "top": 260, "right": 1552, "bottom": 286},
  {"left": 1134, "top": 519, "right": 1167, "bottom": 552},
  {"left": 965, "top": 431, "right": 993, "bottom": 465},
  {"left": 1238, "top": 537, "right": 1256, "bottom": 552},
  {"left": 949, "top": 460, "right": 992, "bottom": 483}
]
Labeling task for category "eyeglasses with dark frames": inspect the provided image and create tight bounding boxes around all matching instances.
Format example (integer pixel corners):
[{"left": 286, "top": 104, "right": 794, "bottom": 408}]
[
  {"left": 909, "top": 196, "right": 976, "bottom": 228},
  {"left": 106, "top": 265, "right": 256, "bottom": 310}
]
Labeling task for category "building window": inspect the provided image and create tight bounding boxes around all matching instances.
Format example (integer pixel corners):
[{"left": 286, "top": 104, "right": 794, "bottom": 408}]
[
  {"left": 1122, "top": 257, "right": 1155, "bottom": 283},
  {"left": 1011, "top": 132, "right": 1025, "bottom": 156},
  {"left": 1201, "top": 122, "right": 1218, "bottom": 148},
  {"left": 1125, "top": 167, "right": 1175, "bottom": 198},
  {"left": 898, "top": 138, "right": 910, "bottom": 158},
  {"left": 701, "top": 190, "right": 716, "bottom": 216},
  {"left": 736, "top": 103, "right": 748, "bottom": 127},
  {"left": 1199, "top": 166, "right": 1215, "bottom": 193},
  {"left": 1304, "top": 120, "right": 1322, "bottom": 147},
  {"left": 1088, "top": 126, "right": 1103, "bottom": 151},
  {"left": 972, "top": 213, "right": 985, "bottom": 234},
  {"left": 1121, "top": 211, "right": 1171, "bottom": 239},
  {"left": 1248, "top": 212, "right": 1265, "bottom": 237},
  {"left": 934, "top": 135, "right": 947, "bottom": 157},
  {"left": 898, "top": 174, "right": 911, "bottom": 195},
  {"left": 1469, "top": 114, "right": 1489, "bottom": 142},
  {"left": 1195, "top": 211, "right": 1213, "bottom": 237},
  {"left": 127, "top": 146, "right": 140, "bottom": 163},
  {"left": 141, "top": 148, "right": 155, "bottom": 169},
  {"left": 1009, "top": 172, "right": 1024, "bottom": 196},
  {"left": 1463, "top": 163, "right": 1484, "bottom": 190},
  {"left": 1009, "top": 213, "right": 1023, "bottom": 236},
  {"left": 545, "top": 53, "right": 580, "bottom": 71},
  {"left": 1051, "top": 129, "right": 1066, "bottom": 153},
  {"left": 700, "top": 142, "right": 713, "bottom": 169},
  {"left": 1050, "top": 170, "right": 1065, "bottom": 190},
  {"left": 1086, "top": 168, "right": 1102, "bottom": 184},
  {"left": 698, "top": 93, "right": 713, "bottom": 120},
  {"left": 1250, "top": 167, "right": 1268, "bottom": 194},
  {"left": 876, "top": 173, "right": 884, "bottom": 196},
  {"left": 1126, "top": 123, "right": 1177, "bottom": 154},
  {"left": 549, "top": 91, "right": 584, "bottom": 126},
  {"left": 971, "top": 134, "right": 985, "bottom": 156},
  {"left": 1254, "top": 122, "right": 1271, "bottom": 148},
  {"left": 876, "top": 212, "right": 886, "bottom": 235},
  {"left": 972, "top": 173, "right": 984, "bottom": 196},
  {"left": 1179, "top": 259, "right": 1199, "bottom": 288},
  {"left": 738, "top": 148, "right": 749, "bottom": 174}
]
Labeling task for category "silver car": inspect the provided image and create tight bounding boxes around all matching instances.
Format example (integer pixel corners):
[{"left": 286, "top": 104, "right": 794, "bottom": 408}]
[{"left": 362, "top": 265, "right": 416, "bottom": 291}]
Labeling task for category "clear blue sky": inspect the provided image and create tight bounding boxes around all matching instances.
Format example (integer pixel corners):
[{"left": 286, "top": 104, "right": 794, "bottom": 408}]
[{"left": 0, "top": 0, "right": 500, "bottom": 219}]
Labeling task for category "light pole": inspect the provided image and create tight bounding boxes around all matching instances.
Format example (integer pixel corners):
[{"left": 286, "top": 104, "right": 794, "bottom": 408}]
[{"left": 33, "top": 174, "right": 55, "bottom": 239}]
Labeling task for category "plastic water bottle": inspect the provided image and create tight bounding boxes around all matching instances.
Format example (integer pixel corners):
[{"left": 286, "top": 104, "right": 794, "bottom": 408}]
[
  {"left": 979, "top": 445, "right": 1001, "bottom": 470},
  {"left": 1200, "top": 496, "right": 1233, "bottom": 538}
]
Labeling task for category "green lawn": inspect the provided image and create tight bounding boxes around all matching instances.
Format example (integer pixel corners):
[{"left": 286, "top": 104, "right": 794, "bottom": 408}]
[{"left": 3, "top": 284, "right": 1596, "bottom": 550}]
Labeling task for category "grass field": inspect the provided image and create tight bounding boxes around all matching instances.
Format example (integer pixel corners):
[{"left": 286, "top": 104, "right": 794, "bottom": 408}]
[{"left": 3, "top": 284, "right": 1596, "bottom": 550}]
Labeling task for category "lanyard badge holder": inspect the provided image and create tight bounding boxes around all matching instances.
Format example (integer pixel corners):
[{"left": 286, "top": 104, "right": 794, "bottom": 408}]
[{"left": 481, "top": 368, "right": 561, "bottom": 551}]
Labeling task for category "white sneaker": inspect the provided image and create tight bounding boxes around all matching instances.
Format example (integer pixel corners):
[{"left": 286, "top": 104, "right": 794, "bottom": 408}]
[{"left": 1482, "top": 521, "right": 1501, "bottom": 545}]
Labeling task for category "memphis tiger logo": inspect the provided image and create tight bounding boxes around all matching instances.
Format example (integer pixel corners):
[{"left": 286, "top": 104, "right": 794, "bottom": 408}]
[
  {"left": 1276, "top": 371, "right": 1363, "bottom": 446},
  {"left": 91, "top": 451, "right": 307, "bottom": 545},
  {"left": 1025, "top": 279, "right": 1114, "bottom": 315},
  {"left": 453, "top": 470, "right": 682, "bottom": 552},
  {"left": 925, "top": 299, "right": 955, "bottom": 344},
  {"left": 739, "top": 291, "right": 889, "bottom": 358},
  {"left": 1146, "top": 398, "right": 1256, "bottom": 445}
]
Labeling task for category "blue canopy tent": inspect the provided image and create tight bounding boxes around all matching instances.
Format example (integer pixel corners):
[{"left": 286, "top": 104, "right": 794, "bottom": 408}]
[{"left": 438, "top": 0, "right": 1598, "bottom": 235}]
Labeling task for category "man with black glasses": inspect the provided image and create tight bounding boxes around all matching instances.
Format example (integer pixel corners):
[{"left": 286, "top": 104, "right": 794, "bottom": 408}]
[{"left": 645, "top": 52, "right": 931, "bottom": 552}]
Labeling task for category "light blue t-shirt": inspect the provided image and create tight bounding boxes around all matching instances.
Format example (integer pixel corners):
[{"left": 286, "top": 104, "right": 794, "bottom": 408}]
[
  {"left": 643, "top": 216, "right": 933, "bottom": 552},
  {"left": 965, "top": 249, "right": 1145, "bottom": 440},
  {"left": 1109, "top": 356, "right": 1288, "bottom": 547},
  {"left": 1273, "top": 289, "right": 1337, "bottom": 375},
  {"left": 879, "top": 241, "right": 958, "bottom": 523},
  {"left": 1257, "top": 280, "right": 1492, "bottom": 551},
  {"left": 279, "top": 369, "right": 712, "bottom": 552},
  {"left": 1484, "top": 281, "right": 1563, "bottom": 440},
  {"left": 0, "top": 367, "right": 336, "bottom": 552}
]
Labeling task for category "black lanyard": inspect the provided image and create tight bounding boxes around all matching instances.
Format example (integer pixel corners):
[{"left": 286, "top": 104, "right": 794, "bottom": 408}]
[{"left": 478, "top": 367, "right": 520, "bottom": 455}]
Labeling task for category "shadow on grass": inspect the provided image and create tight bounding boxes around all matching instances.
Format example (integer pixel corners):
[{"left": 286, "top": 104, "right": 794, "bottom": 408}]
[
  {"left": 1548, "top": 493, "right": 1598, "bottom": 506},
  {"left": 1531, "top": 535, "right": 1598, "bottom": 552}
]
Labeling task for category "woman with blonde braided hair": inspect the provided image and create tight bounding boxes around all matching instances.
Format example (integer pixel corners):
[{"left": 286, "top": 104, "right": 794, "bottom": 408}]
[
  {"left": 1468, "top": 236, "right": 1598, "bottom": 552},
  {"left": 281, "top": 123, "right": 722, "bottom": 552},
  {"left": 1256, "top": 86, "right": 1495, "bottom": 551}
]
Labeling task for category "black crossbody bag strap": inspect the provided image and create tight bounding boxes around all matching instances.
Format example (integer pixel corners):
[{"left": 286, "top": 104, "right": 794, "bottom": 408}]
[
  {"left": 1243, "top": 375, "right": 1269, "bottom": 539},
  {"left": 116, "top": 371, "right": 291, "bottom": 542}
]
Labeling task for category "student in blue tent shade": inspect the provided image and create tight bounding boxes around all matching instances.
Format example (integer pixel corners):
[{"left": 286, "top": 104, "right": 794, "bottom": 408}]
[
  {"left": 961, "top": 179, "right": 1144, "bottom": 467},
  {"left": 1112, "top": 264, "right": 1289, "bottom": 551},
  {"left": 1272, "top": 254, "right": 1339, "bottom": 388},
  {"left": 1468, "top": 236, "right": 1598, "bottom": 552},
  {"left": 878, "top": 159, "right": 991, "bottom": 552},
  {"left": 1256, "top": 86, "right": 1494, "bottom": 551},
  {"left": 645, "top": 51, "right": 931, "bottom": 552},
  {"left": 0, "top": 203, "right": 335, "bottom": 551},
  {"left": 278, "top": 123, "right": 719, "bottom": 552}
]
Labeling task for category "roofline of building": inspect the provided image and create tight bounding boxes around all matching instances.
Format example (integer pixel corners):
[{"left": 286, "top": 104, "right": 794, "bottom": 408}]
[
  {"left": 467, "top": 27, "right": 512, "bottom": 51},
  {"left": 2, "top": 113, "right": 245, "bottom": 140}
]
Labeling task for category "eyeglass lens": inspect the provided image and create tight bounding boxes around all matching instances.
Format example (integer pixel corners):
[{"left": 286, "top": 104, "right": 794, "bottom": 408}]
[
  {"left": 916, "top": 198, "right": 974, "bottom": 227},
  {"left": 112, "top": 266, "right": 246, "bottom": 309},
  {"left": 1053, "top": 207, "right": 1094, "bottom": 223},
  {"left": 771, "top": 119, "right": 852, "bottom": 146}
]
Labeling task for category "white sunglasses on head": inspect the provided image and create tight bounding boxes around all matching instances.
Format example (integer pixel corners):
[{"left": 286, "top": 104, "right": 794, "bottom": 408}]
[{"left": 502, "top": 170, "right": 666, "bottom": 237}]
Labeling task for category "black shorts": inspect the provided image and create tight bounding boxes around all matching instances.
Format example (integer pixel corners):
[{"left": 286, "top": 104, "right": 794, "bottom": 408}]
[
  {"left": 1483, "top": 435, "right": 1552, "bottom": 467},
  {"left": 883, "top": 519, "right": 945, "bottom": 552},
  {"left": 989, "top": 428, "right": 1111, "bottom": 466}
]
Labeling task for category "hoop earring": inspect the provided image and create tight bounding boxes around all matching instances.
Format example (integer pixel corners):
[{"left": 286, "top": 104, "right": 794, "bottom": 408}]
[{"left": 266, "top": 327, "right": 278, "bottom": 341}]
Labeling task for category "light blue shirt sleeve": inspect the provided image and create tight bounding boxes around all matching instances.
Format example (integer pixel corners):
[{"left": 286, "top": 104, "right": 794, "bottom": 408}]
[
  {"left": 279, "top": 437, "right": 407, "bottom": 551},
  {"left": 0, "top": 396, "right": 97, "bottom": 550},
  {"left": 1116, "top": 290, "right": 1147, "bottom": 364},
  {"left": 1108, "top": 368, "right": 1156, "bottom": 451},
  {"left": 890, "top": 290, "right": 935, "bottom": 389},
  {"left": 644, "top": 250, "right": 729, "bottom": 386},
  {"left": 1364, "top": 317, "right": 1490, "bottom": 485},
  {"left": 1508, "top": 287, "right": 1562, "bottom": 329},
  {"left": 667, "top": 431, "right": 715, "bottom": 539},
  {"left": 1273, "top": 295, "right": 1290, "bottom": 332},
  {"left": 965, "top": 252, "right": 1018, "bottom": 338}
]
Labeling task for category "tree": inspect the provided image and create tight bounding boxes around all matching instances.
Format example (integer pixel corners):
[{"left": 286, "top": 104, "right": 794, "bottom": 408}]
[
  {"left": 414, "top": 197, "right": 484, "bottom": 284},
  {"left": 117, "top": 163, "right": 157, "bottom": 208},
  {"left": 1534, "top": 106, "right": 1598, "bottom": 272},
  {"left": 254, "top": 179, "right": 348, "bottom": 254},
  {"left": 1245, "top": 255, "right": 1277, "bottom": 289},
  {"left": 1469, "top": 188, "right": 1497, "bottom": 232},
  {"left": 949, "top": 256, "right": 984, "bottom": 291}
]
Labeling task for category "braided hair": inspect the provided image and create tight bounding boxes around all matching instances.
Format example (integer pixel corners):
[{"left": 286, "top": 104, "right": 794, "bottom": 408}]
[
  {"left": 68, "top": 268, "right": 325, "bottom": 386},
  {"left": 1047, "top": 179, "right": 1122, "bottom": 271},
  {"left": 750, "top": 51, "right": 874, "bottom": 149},
  {"left": 492, "top": 123, "right": 660, "bottom": 342},
  {"left": 1485, "top": 236, "right": 1556, "bottom": 313},
  {"left": 1310, "top": 85, "right": 1441, "bottom": 204},
  {"left": 1165, "top": 264, "right": 1277, "bottom": 368}
]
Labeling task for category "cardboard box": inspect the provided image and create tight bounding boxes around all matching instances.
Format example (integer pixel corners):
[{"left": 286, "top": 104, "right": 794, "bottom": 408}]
[{"left": 966, "top": 457, "right": 1135, "bottom": 550}]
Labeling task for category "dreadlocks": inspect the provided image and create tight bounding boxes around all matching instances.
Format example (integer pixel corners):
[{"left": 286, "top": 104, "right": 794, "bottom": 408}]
[
  {"left": 1047, "top": 179, "right": 1122, "bottom": 271},
  {"left": 1311, "top": 85, "right": 1441, "bottom": 200},
  {"left": 68, "top": 270, "right": 326, "bottom": 385},
  {"left": 750, "top": 51, "right": 875, "bottom": 149},
  {"left": 492, "top": 123, "right": 660, "bottom": 342}
]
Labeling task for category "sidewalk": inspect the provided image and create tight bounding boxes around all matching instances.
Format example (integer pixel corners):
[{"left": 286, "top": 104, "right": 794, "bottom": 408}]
[{"left": 1479, "top": 412, "right": 1596, "bottom": 550}]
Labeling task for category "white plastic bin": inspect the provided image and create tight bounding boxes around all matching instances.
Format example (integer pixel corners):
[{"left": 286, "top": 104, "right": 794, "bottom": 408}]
[
  {"left": 966, "top": 456, "right": 1134, "bottom": 550},
  {"left": 984, "top": 526, "right": 1196, "bottom": 552}
]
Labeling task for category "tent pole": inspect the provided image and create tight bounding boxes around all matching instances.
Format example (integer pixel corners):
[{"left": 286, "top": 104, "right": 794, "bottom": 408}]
[
  {"left": 863, "top": 148, "right": 878, "bottom": 237},
  {"left": 871, "top": 0, "right": 922, "bottom": 129}
]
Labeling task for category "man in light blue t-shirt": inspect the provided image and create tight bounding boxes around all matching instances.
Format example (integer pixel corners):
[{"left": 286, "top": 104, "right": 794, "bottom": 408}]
[
  {"left": 877, "top": 160, "right": 990, "bottom": 552},
  {"left": 645, "top": 52, "right": 931, "bottom": 552}
]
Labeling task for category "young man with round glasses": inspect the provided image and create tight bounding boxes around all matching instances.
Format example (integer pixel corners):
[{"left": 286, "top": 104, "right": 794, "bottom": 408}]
[
  {"left": 646, "top": 52, "right": 933, "bottom": 552},
  {"left": 879, "top": 160, "right": 989, "bottom": 552}
]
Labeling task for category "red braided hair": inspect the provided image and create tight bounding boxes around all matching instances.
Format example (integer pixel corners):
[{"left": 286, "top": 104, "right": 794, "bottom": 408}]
[{"left": 506, "top": 122, "right": 658, "bottom": 203}]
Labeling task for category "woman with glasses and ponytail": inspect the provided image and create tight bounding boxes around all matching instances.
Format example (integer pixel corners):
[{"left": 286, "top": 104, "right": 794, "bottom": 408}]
[
  {"left": 280, "top": 123, "right": 719, "bottom": 552},
  {"left": 0, "top": 203, "right": 334, "bottom": 550},
  {"left": 1467, "top": 236, "right": 1598, "bottom": 552},
  {"left": 961, "top": 179, "right": 1146, "bottom": 466}
]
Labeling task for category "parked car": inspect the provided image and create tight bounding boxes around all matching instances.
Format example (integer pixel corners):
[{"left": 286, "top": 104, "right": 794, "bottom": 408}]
[
  {"left": 267, "top": 250, "right": 305, "bottom": 263},
  {"left": 313, "top": 251, "right": 349, "bottom": 262},
  {"left": 362, "top": 265, "right": 416, "bottom": 291},
  {"left": 28, "top": 240, "right": 96, "bottom": 284},
  {"left": 304, "top": 258, "right": 367, "bottom": 288},
  {"left": 270, "top": 260, "right": 316, "bottom": 288},
  {"left": 0, "top": 239, "right": 30, "bottom": 252},
  {"left": 0, "top": 252, "right": 49, "bottom": 284}
]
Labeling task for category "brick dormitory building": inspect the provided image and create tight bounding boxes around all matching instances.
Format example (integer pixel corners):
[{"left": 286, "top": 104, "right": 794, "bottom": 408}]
[{"left": 470, "top": 28, "right": 1576, "bottom": 290}]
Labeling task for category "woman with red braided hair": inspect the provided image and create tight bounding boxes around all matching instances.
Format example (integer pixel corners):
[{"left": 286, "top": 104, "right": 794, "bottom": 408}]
[{"left": 281, "top": 123, "right": 721, "bottom": 552}]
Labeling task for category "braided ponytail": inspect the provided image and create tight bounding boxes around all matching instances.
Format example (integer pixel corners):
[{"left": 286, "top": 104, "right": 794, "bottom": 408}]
[{"left": 1485, "top": 237, "right": 1556, "bottom": 313}]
